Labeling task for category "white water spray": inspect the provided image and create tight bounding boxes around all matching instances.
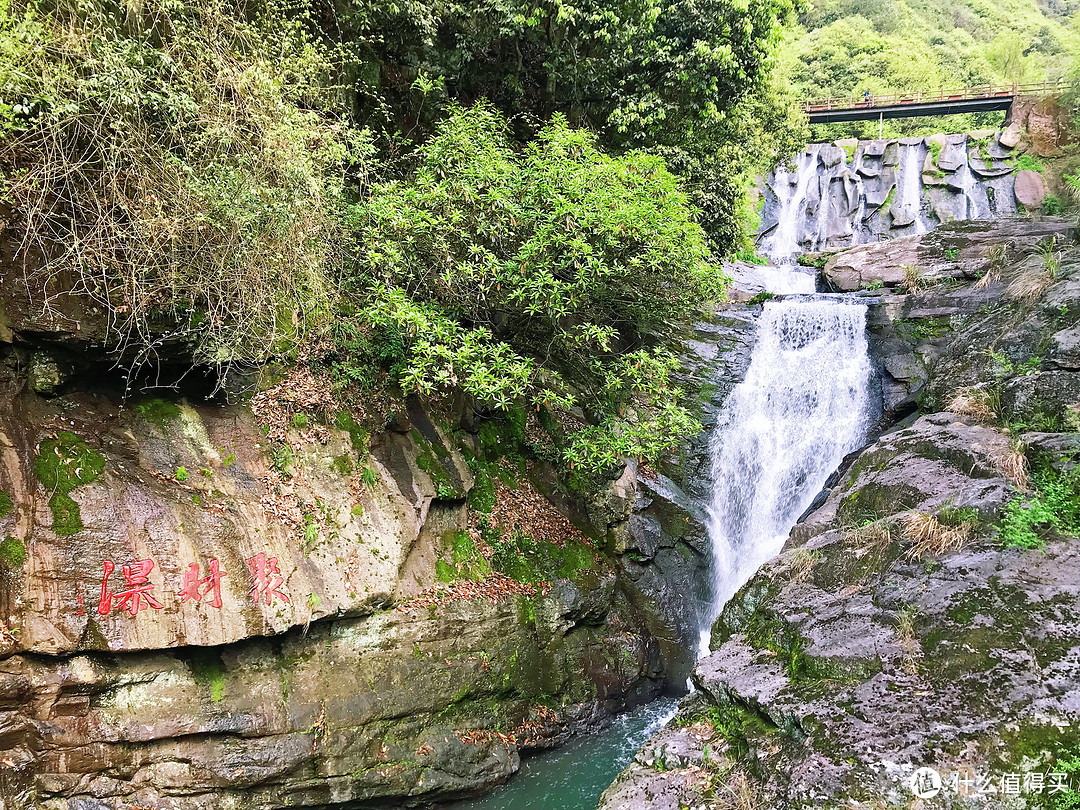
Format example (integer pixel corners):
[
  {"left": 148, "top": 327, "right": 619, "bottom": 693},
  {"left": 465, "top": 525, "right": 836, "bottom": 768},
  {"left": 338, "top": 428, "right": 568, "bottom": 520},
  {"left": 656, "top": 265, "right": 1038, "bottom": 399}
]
[
  {"left": 897, "top": 143, "right": 929, "bottom": 234},
  {"left": 761, "top": 150, "right": 818, "bottom": 264},
  {"left": 699, "top": 300, "right": 873, "bottom": 653}
]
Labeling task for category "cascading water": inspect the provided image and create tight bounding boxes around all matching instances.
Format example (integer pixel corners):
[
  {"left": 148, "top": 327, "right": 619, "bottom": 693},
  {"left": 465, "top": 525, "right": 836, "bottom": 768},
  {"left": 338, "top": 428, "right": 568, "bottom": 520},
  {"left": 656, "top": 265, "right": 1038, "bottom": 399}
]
[
  {"left": 896, "top": 143, "right": 930, "bottom": 235},
  {"left": 760, "top": 149, "right": 818, "bottom": 264},
  {"left": 954, "top": 141, "right": 991, "bottom": 221},
  {"left": 701, "top": 300, "right": 872, "bottom": 646}
]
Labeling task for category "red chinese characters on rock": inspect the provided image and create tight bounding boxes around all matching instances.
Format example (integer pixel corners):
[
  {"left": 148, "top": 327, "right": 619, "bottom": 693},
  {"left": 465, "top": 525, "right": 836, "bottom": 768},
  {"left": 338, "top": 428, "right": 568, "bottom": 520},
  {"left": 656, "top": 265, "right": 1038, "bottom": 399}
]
[
  {"left": 179, "top": 559, "right": 227, "bottom": 608},
  {"left": 246, "top": 552, "right": 290, "bottom": 606},
  {"left": 98, "top": 558, "right": 164, "bottom": 617}
]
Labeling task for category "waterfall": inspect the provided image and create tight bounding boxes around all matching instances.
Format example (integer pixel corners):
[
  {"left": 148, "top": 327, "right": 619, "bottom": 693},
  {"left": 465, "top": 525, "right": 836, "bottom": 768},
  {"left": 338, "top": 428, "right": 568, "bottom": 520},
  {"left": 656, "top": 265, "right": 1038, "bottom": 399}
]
[
  {"left": 954, "top": 141, "right": 990, "bottom": 221},
  {"left": 700, "top": 300, "right": 872, "bottom": 649},
  {"left": 897, "top": 143, "right": 929, "bottom": 235},
  {"left": 761, "top": 149, "right": 818, "bottom": 264}
]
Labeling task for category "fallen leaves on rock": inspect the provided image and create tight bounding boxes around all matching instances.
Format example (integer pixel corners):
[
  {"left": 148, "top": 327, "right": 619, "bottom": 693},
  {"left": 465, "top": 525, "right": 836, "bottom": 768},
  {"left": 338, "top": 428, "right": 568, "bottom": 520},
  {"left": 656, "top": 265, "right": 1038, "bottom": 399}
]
[
  {"left": 480, "top": 472, "right": 590, "bottom": 549},
  {"left": 250, "top": 366, "right": 337, "bottom": 446},
  {"left": 395, "top": 573, "right": 548, "bottom": 614}
]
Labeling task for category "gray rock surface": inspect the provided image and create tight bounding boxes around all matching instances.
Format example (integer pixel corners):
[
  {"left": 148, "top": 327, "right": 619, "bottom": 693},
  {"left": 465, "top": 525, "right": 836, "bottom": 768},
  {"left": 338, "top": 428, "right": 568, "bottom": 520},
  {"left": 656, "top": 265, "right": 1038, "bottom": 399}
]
[{"left": 605, "top": 219, "right": 1080, "bottom": 810}]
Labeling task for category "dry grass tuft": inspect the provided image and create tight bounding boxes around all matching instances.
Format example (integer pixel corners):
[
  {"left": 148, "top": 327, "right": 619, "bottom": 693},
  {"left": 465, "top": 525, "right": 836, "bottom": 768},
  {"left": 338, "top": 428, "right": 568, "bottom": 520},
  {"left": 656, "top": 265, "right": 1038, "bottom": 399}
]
[
  {"left": 946, "top": 387, "right": 998, "bottom": 423},
  {"left": 842, "top": 518, "right": 896, "bottom": 551},
  {"left": 894, "top": 604, "right": 921, "bottom": 673},
  {"left": 900, "top": 512, "right": 972, "bottom": 559},
  {"left": 976, "top": 242, "right": 1009, "bottom": 290},
  {"left": 715, "top": 770, "right": 759, "bottom": 810},
  {"left": 990, "top": 439, "right": 1029, "bottom": 490},
  {"left": 1006, "top": 267, "right": 1056, "bottom": 303},
  {"left": 902, "top": 263, "right": 925, "bottom": 293},
  {"left": 786, "top": 547, "right": 820, "bottom": 582}
]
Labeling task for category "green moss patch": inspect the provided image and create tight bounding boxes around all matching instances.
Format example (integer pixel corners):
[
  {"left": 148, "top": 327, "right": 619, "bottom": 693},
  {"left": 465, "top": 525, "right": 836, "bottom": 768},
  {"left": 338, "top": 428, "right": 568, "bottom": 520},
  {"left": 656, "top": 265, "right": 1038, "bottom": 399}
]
[
  {"left": 34, "top": 432, "right": 106, "bottom": 536},
  {"left": 0, "top": 491, "right": 12, "bottom": 519},
  {"left": 187, "top": 648, "right": 228, "bottom": 703},
  {"left": 334, "top": 411, "right": 369, "bottom": 454},
  {"left": 133, "top": 398, "right": 182, "bottom": 428},
  {"left": 0, "top": 535, "right": 26, "bottom": 568}
]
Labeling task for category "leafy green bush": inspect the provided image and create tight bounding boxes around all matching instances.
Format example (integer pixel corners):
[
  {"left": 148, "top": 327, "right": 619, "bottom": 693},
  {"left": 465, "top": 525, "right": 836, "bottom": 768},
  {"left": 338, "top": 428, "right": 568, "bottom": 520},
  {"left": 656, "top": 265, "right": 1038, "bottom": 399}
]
[
  {"left": 0, "top": 0, "right": 372, "bottom": 370},
  {"left": 1015, "top": 154, "right": 1046, "bottom": 173},
  {"left": 348, "top": 104, "right": 726, "bottom": 471}
]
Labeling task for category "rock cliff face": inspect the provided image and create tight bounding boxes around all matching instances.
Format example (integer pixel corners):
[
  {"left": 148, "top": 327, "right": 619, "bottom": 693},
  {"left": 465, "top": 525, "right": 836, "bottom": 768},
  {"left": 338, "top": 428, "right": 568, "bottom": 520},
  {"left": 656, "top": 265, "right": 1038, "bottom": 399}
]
[
  {"left": 0, "top": 255, "right": 722, "bottom": 807},
  {"left": 756, "top": 117, "right": 1064, "bottom": 262},
  {"left": 601, "top": 219, "right": 1080, "bottom": 809}
]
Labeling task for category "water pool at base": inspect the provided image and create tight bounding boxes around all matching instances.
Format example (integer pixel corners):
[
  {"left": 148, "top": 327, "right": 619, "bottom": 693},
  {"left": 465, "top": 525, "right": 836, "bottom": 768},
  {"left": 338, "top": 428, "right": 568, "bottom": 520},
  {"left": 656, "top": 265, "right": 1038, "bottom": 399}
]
[{"left": 443, "top": 697, "right": 678, "bottom": 810}]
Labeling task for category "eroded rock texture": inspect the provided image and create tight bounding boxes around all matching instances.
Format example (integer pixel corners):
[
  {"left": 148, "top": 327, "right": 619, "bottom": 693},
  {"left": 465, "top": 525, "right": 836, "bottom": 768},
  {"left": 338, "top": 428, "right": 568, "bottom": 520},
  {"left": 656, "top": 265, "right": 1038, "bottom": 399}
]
[{"left": 0, "top": 257, "right": 725, "bottom": 807}]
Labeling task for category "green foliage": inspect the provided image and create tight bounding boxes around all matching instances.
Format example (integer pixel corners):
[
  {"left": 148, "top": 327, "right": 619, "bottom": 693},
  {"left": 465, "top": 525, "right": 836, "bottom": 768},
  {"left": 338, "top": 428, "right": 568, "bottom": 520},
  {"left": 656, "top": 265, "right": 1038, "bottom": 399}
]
[
  {"left": 748, "top": 291, "right": 779, "bottom": 306},
  {"left": 1044, "top": 194, "right": 1064, "bottom": 216},
  {"left": 0, "top": 535, "right": 26, "bottom": 568},
  {"left": 350, "top": 105, "right": 722, "bottom": 472},
  {"left": 0, "top": 491, "right": 12, "bottom": 519},
  {"left": 33, "top": 432, "right": 106, "bottom": 536},
  {"left": 175, "top": 467, "right": 190, "bottom": 483},
  {"left": 302, "top": 513, "right": 319, "bottom": 551},
  {"left": 735, "top": 249, "right": 769, "bottom": 265},
  {"left": 133, "top": 399, "right": 182, "bottom": 428},
  {"left": 347, "top": 0, "right": 803, "bottom": 254},
  {"left": 1016, "top": 153, "right": 1047, "bottom": 173},
  {"left": 0, "top": 0, "right": 374, "bottom": 371},
  {"left": 999, "top": 464, "right": 1080, "bottom": 549},
  {"left": 269, "top": 444, "right": 295, "bottom": 477},
  {"left": 1047, "top": 750, "right": 1080, "bottom": 810},
  {"left": 783, "top": 0, "right": 1079, "bottom": 139}
]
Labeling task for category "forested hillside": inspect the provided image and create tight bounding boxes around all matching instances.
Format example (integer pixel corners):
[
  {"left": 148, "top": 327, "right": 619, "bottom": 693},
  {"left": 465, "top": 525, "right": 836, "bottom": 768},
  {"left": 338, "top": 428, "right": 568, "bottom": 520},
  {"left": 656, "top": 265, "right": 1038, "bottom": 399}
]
[{"left": 781, "top": 0, "right": 1080, "bottom": 136}]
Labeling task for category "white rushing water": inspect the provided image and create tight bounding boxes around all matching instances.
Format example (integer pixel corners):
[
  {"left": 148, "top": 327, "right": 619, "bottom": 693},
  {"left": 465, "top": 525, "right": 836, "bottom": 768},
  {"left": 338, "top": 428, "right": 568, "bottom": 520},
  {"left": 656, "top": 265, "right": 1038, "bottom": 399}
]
[
  {"left": 700, "top": 300, "right": 872, "bottom": 650},
  {"left": 896, "top": 143, "right": 929, "bottom": 235},
  {"left": 760, "top": 149, "right": 818, "bottom": 264}
]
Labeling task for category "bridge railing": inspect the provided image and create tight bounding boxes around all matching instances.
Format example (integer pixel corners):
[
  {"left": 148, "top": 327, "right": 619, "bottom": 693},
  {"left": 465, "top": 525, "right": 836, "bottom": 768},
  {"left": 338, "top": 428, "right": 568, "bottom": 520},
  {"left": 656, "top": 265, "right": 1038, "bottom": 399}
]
[{"left": 802, "top": 80, "right": 1067, "bottom": 113}]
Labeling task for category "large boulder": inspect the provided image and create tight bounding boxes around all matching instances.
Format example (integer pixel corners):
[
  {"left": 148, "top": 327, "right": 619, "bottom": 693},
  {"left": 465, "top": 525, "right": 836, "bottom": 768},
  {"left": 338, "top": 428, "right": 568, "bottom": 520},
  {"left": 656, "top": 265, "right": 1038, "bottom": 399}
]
[
  {"left": 823, "top": 217, "right": 1076, "bottom": 292},
  {"left": 1014, "top": 169, "right": 1046, "bottom": 208},
  {"left": 605, "top": 410, "right": 1080, "bottom": 809}
]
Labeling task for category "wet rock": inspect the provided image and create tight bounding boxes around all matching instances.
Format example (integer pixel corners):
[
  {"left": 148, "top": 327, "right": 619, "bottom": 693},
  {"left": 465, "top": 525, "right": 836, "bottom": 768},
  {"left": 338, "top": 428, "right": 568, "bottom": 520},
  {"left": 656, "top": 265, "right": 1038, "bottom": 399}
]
[
  {"left": 999, "top": 122, "right": 1022, "bottom": 148},
  {"left": 936, "top": 137, "right": 967, "bottom": 171},
  {"left": 7, "top": 593, "right": 664, "bottom": 808},
  {"left": 26, "top": 352, "right": 69, "bottom": 397},
  {"left": 607, "top": 406, "right": 1080, "bottom": 809}
]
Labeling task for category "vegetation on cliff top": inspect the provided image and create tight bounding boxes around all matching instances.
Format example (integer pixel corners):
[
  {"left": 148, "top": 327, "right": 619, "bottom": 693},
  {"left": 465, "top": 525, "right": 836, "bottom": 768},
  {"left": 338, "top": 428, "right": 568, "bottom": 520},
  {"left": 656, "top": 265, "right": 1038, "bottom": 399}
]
[
  {"left": 0, "top": 0, "right": 800, "bottom": 472},
  {"left": 782, "top": 0, "right": 1080, "bottom": 137}
]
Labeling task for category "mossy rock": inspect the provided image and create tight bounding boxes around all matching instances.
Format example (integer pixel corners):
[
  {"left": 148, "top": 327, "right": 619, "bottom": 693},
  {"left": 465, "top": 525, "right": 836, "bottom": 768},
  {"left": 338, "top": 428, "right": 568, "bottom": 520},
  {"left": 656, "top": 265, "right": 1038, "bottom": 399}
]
[
  {"left": 0, "top": 491, "right": 12, "bottom": 519},
  {"left": 0, "top": 535, "right": 26, "bottom": 568},
  {"left": 133, "top": 398, "right": 182, "bottom": 428},
  {"left": 33, "top": 432, "right": 106, "bottom": 536}
]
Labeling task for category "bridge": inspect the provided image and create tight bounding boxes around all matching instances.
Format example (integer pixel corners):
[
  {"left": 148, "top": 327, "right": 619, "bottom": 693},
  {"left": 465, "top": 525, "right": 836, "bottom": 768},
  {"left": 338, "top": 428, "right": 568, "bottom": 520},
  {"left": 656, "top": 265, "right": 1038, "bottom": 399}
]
[{"left": 803, "top": 81, "right": 1064, "bottom": 126}]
